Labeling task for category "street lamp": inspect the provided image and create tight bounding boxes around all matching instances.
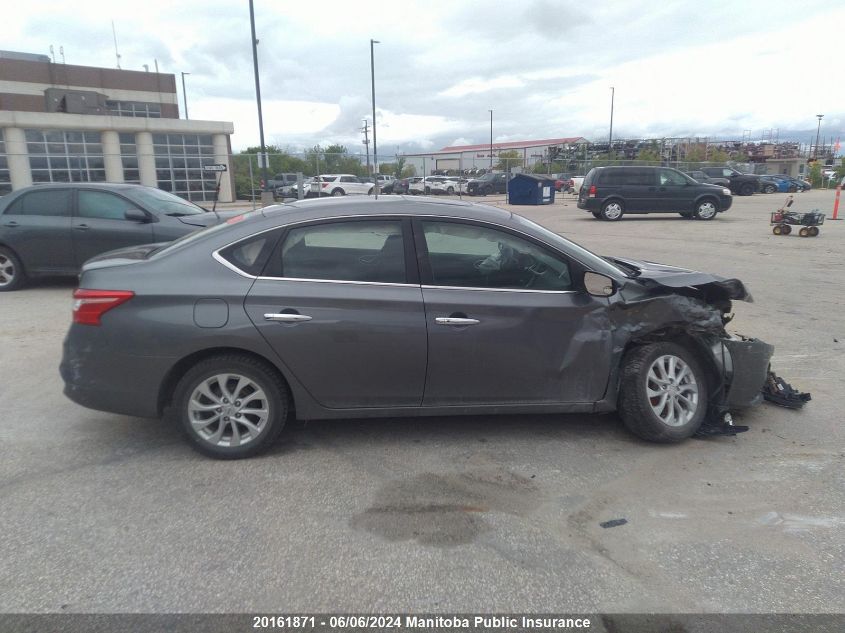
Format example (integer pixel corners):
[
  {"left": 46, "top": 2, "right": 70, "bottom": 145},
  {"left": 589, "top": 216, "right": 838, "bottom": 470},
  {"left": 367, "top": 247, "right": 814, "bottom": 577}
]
[
  {"left": 249, "top": 0, "right": 270, "bottom": 200},
  {"left": 814, "top": 114, "right": 824, "bottom": 158},
  {"left": 370, "top": 39, "right": 380, "bottom": 198},
  {"left": 489, "top": 109, "right": 493, "bottom": 170},
  {"left": 181, "top": 72, "right": 190, "bottom": 120},
  {"left": 608, "top": 87, "right": 615, "bottom": 157}
]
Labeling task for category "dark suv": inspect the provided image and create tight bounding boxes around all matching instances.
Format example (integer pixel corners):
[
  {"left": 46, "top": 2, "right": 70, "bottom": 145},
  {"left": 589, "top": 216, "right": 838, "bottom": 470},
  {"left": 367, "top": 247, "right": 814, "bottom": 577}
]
[
  {"left": 699, "top": 167, "right": 760, "bottom": 196},
  {"left": 577, "top": 166, "right": 733, "bottom": 221}
]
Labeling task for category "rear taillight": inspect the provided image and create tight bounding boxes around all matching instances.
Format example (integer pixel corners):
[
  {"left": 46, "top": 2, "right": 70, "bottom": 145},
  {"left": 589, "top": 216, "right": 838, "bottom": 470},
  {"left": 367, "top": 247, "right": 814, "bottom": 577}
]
[
  {"left": 73, "top": 289, "right": 135, "bottom": 326},
  {"left": 321, "top": 183, "right": 329, "bottom": 188},
  {"left": 588, "top": 184, "right": 597, "bottom": 198}
]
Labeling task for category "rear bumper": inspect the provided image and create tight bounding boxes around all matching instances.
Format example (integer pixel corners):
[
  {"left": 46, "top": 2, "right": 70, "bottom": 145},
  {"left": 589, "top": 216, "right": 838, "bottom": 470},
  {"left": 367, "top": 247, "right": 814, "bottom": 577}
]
[{"left": 60, "top": 326, "right": 172, "bottom": 419}]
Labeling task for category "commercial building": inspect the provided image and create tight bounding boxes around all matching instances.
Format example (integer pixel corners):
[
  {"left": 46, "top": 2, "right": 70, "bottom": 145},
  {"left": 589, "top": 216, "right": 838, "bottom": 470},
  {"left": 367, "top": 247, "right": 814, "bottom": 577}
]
[
  {"left": 402, "top": 137, "right": 587, "bottom": 174},
  {"left": 0, "top": 50, "right": 235, "bottom": 201}
]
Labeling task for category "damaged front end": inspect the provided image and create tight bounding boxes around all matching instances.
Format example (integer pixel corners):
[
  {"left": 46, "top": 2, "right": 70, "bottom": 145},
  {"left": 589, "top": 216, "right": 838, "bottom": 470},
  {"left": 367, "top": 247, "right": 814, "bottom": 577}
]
[{"left": 606, "top": 257, "right": 774, "bottom": 436}]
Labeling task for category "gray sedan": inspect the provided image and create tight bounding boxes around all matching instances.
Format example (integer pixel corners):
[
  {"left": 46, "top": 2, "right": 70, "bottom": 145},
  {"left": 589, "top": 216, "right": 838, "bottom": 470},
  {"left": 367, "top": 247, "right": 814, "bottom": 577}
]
[
  {"left": 0, "top": 183, "right": 233, "bottom": 291},
  {"left": 60, "top": 197, "right": 773, "bottom": 459}
]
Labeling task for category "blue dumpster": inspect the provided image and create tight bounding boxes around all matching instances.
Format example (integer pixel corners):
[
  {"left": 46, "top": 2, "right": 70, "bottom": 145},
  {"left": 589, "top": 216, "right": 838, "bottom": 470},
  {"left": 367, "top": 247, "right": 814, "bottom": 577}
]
[{"left": 507, "top": 173, "right": 556, "bottom": 205}]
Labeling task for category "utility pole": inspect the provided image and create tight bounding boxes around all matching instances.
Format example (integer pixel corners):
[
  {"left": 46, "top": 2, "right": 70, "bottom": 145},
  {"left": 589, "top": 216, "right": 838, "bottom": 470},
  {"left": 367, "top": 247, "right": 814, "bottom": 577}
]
[
  {"left": 362, "top": 119, "right": 371, "bottom": 175},
  {"left": 370, "top": 39, "right": 380, "bottom": 198},
  {"left": 814, "top": 114, "right": 824, "bottom": 159},
  {"left": 489, "top": 109, "right": 493, "bottom": 170},
  {"left": 249, "top": 0, "right": 270, "bottom": 204},
  {"left": 608, "top": 87, "right": 615, "bottom": 157}
]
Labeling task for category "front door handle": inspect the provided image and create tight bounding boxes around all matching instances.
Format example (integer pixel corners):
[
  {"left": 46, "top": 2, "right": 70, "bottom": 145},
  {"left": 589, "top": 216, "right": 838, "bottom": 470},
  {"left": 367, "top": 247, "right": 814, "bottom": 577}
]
[
  {"left": 435, "top": 317, "right": 480, "bottom": 326},
  {"left": 264, "top": 313, "right": 312, "bottom": 323},
  {"left": 3, "top": 221, "right": 19, "bottom": 228},
  {"left": 74, "top": 224, "right": 91, "bottom": 231}
]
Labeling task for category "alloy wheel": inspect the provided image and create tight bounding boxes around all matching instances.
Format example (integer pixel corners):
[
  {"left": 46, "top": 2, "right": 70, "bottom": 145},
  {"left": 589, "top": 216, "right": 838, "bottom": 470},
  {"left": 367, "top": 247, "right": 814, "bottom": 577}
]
[
  {"left": 0, "top": 253, "right": 16, "bottom": 287},
  {"left": 187, "top": 373, "right": 270, "bottom": 448},
  {"left": 645, "top": 355, "right": 699, "bottom": 427}
]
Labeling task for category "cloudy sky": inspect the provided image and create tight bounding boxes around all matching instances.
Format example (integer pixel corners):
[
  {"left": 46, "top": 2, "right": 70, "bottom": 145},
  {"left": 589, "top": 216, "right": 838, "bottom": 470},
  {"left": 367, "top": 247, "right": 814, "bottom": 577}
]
[{"left": 6, "top": 0, "right": 845, "bottom": 155}]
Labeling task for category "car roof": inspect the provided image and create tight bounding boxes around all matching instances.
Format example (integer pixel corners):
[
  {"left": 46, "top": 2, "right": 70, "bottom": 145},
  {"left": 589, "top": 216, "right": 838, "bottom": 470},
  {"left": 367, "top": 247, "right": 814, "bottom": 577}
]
[
  {"left": 265, "top": 195, "right": 514, "bottom": 225},
  {"left": 14, "top": 182, "right": 153, "bottom": 192}
]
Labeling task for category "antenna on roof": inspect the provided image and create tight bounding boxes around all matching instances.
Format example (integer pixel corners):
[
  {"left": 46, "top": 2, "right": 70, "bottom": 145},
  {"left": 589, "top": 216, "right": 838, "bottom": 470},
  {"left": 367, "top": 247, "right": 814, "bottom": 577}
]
[
  {"left": 59, "top": 46, "right": 65, "bottom": 64},
  {"left": 111, "top": 20, "right": 122, "bottom": 69}
]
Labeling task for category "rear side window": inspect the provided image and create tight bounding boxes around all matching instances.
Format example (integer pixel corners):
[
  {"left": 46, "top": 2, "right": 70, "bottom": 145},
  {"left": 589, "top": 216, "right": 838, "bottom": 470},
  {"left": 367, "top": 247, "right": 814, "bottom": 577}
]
[
  {"left": 599, "top": 169, "right": 653, "bottom": 186},
  {"left": 4, "top": 189, "right": 72, "bottom": 217},
  {"left": 273, "top": 220, "right": 406, "bottom": 284},
  {"left": 218, "top": 230, "right": 280, "bottom": 276}
]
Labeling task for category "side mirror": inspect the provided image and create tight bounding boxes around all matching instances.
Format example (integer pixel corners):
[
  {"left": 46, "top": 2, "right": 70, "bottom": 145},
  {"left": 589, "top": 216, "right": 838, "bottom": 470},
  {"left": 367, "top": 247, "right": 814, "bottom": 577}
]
[
  {"left": 584, "top": 271, "right": 616, "bottom": 297},
  {"left": 124, "top": 208, "right": 149, "bottom": 222}
]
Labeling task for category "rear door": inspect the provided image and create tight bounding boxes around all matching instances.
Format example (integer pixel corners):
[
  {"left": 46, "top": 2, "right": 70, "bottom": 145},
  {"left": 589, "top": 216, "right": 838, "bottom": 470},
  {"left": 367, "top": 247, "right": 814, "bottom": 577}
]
[
  {"left": 244, "top": 217, "right": 427, "bottom": 408},
  {"left": 606, "top": 168, "right": 656, "bottom": 211},
  {"left": 72, "top": 189, "right": 154, "bottom": 266},
  {"left": 0, "top": 188, "right": 74, "bottom": 273}
]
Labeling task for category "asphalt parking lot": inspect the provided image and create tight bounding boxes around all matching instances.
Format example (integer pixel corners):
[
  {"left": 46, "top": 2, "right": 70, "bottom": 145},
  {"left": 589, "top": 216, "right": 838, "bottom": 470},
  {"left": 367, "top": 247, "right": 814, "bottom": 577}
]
[{"left": 1, "top": 189, "right": 843, "bottom": 615}]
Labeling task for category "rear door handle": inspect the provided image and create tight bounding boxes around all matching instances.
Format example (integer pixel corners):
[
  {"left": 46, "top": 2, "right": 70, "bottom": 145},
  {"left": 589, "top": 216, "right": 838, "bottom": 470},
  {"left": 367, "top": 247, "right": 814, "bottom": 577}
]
[
  {"left": 435, "top": 317, "right": 480, "bottom": 326},
  {"left": 74, "top": 224, "right": 91, "bottom": 231},
  {"left": 264, "top": 313, "right": 312, "bottom": 323}
]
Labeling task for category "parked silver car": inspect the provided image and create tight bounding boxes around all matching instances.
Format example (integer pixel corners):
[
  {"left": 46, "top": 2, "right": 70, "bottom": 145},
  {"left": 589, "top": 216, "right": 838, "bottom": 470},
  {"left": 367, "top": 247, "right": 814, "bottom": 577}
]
[{"left": 61, "top": 197, "right": 773, "bottom": 459}]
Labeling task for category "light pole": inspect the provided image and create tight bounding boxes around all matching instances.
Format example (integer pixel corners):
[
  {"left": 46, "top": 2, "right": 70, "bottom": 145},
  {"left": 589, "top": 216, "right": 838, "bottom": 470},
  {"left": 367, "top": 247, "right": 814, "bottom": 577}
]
[
  {"left": 608, "top": 87, "right": 615, "bottom": 158},
  {"left": 814, "top": 114, "right": 824, "bottom": 158},
  {"left": 489, "top": 109, "right": 493, "bottom": 170},
  {"left": 370, "top": 39, "right": 380, "bottom": 198},
  {"left": 249, "top": 0, "right": 270, "bottom": 202},
  {"left": 180, "top": 72, "right": 190, "bottom": 119}
]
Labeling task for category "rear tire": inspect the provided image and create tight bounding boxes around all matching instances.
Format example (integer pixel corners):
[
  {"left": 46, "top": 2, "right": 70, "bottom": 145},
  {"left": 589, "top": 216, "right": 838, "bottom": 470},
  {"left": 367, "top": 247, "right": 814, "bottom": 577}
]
[
  {"left": 0, "top": 246, "right": 26, "bottom": 292},
  {"left": 173, "top": 354, "right": 289, "bottom": 459},
  {"left": 600, "top": 199, "right": 624, "bottom": 221},
  {"left": 739, "top": 183, "right": 755, "bottom": 196},
  {"left": 618, "top": 342, "right": 708, "bottom": 442},
  {"left": 331, "top": 188, "right": 345, "bottom": 196}
]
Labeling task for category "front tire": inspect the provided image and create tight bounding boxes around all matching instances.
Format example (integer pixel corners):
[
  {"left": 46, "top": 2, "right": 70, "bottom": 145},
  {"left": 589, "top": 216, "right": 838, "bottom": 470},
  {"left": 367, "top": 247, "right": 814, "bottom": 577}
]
[
  {"left": 600, "top": 199, "right": 624, "bottom": 221},
  {"left": 173, "top": 354, "right": 289, "bottom": 459},
  {"left": 693, "top": 199, "right": 718, "bottom": 220},
  {"left": 618, "top": 342, "right": 708, "bottom": 442},
  {"left": 763, "top": 184, "right": 776, "bottom": 194},
  {"left": 0, "top": 247, "right": 26, "bottom": 292}
]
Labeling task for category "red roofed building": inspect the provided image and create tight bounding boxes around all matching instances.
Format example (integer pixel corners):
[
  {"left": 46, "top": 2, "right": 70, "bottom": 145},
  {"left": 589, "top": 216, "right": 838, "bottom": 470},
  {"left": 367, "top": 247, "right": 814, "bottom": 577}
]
[{"left": 402, "top": 136, "right": 586, "bottom": 174}]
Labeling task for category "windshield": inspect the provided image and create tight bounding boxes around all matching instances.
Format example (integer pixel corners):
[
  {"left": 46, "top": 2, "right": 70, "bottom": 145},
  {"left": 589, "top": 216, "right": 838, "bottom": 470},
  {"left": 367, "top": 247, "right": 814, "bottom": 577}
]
[{"left": 126, "top": 187, "right": 206, "bottom": 217}]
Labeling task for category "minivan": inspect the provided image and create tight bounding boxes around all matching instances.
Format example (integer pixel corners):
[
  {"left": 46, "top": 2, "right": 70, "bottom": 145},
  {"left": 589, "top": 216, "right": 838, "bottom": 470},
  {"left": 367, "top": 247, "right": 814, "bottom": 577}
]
[{"left": 577, "top": 166, "right": 733, "bottom": 221}]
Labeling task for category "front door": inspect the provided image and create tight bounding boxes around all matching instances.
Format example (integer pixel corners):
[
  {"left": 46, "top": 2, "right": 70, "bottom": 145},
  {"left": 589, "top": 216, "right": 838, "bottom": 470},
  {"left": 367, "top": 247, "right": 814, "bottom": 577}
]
[
  {"left": 244, "top": 218, "right": 427, "bottom": 409},
  {"left": 654, "top": 168, "right": 698, "bottom": 211},
  {"left": 415, "top": 219, "right": 612, "bottom": 406},
  {"left": 72, "top": 189, "right": 154, "bottom": 266}
]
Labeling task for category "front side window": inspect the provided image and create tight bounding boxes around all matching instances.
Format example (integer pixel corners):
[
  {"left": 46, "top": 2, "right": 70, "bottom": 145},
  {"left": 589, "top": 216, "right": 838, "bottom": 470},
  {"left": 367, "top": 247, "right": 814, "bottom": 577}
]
[
  {"left": 278, "top": 220, "right": 406, "bottom": 284},
  {"left": 78, "top": 190, "right": 142, "bottom": 220},
  {"left": 422, "top": 221, "right": 571, "bottom": 291},
  {"left": 5, "top": 189, "right": 72, "bottom": 217},
  {"left": 658, "top": 169, "right": 689, "bottom": 186}
]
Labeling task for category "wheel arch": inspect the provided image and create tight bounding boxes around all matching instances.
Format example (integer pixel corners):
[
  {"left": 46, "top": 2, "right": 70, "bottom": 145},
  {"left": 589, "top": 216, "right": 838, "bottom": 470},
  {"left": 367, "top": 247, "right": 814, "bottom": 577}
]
[
  {"left": 692, "top": 195, "right": 720, "bottom": 212},
  {"left": 157, "top": 346, "right": 296, "bottom": 418}
]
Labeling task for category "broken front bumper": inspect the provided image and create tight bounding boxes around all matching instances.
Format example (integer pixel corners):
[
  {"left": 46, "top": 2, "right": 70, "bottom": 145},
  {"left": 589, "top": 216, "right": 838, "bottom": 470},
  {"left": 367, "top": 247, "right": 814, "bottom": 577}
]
[{"left": 720, "top": 336, "right": 775, "bottom": 408}]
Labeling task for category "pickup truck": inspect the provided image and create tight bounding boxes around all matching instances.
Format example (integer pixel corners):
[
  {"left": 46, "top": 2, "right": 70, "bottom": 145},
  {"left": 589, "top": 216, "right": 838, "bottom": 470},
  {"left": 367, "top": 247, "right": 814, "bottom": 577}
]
[{"left": 699, "top": 167, "right": 760, "bottom": 196}]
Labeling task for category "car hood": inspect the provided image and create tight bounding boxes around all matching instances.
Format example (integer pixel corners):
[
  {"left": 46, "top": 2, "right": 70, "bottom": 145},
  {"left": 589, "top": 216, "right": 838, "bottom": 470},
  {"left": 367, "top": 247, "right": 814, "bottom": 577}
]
[
  {"left": 607, "top": 256, "right": 752, "bottom": 301},
  {"left": 175, "top": 210, "right": 241, "bottom": 227}
]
